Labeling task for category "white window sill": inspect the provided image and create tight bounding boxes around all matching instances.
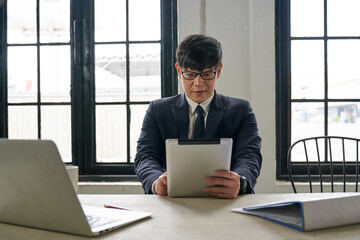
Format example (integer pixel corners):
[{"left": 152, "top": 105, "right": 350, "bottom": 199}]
[
  {"left": 78, "top": 182, "right": 144, "bottom": 194},
  {"left": 274, "top": 180, "right": 359, "bottom": 193}
]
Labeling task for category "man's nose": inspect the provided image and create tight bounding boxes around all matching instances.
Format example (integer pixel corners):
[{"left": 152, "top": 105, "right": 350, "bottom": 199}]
[{"left": 193, "top": 74, "right": 204, "bottom": 85}]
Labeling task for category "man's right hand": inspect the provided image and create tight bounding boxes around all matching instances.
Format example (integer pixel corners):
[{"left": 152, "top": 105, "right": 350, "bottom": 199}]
[{"left": 154, "top": 172, "right": 168, "bottom": 195}]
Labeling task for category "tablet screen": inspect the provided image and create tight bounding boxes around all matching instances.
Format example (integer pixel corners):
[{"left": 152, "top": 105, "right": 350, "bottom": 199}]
[{"left": 166, "top": 138, "right": 233, "bottom": 197}]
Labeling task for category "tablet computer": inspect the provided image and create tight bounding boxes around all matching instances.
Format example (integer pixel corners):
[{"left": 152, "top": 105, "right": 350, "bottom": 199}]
[{"left": 165, "top": 138, "right": 233, "bottom": 197}]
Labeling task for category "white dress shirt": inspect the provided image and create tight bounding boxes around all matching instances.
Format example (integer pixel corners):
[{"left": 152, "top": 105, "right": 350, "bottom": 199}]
[{"left": 185, "top": 93, "right": 214, "bottom": 139}]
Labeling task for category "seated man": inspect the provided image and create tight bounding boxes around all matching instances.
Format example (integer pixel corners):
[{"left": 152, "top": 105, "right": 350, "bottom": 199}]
[{"left": 134, "top": 34, "right": 262, "bottom": 199}]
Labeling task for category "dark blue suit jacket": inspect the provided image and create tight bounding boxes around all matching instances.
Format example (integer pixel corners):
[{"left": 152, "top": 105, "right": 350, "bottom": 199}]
[{"left": 134, "top": 91, "right": 262, "bottom": 194}]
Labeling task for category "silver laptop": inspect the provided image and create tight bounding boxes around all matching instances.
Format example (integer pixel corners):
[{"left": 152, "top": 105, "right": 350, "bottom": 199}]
[
  {"left": 166, "top": 138, "right": 233, "bottom": 197},
  {"left": 0, "top": 139, "right": 151, "bottom": 237}
]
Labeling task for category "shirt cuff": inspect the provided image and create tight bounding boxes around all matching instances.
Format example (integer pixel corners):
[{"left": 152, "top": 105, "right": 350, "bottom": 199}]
[{"left": 151, "top": 180, "right": 157, "bottom": 194}]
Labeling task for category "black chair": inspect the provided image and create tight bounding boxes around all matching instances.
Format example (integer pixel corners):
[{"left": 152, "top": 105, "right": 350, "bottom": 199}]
[{"left": 287, "top": 136, "right": 360, "bottom": 193}]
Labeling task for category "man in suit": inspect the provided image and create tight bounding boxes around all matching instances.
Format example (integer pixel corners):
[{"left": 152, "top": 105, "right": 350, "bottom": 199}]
[{"left": 134, "top": 34, "right": 262, "bottom": 199}]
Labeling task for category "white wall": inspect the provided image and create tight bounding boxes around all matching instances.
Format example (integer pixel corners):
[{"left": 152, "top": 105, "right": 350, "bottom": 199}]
[{"left": 178, "top": 0, "right": 292, "bottom": 193}]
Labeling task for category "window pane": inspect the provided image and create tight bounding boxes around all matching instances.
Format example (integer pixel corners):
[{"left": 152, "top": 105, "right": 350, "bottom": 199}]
[
  {"left": 291, "top": 0, "right": 324, "bottom": 37},
  {"left": 290, "top": 138, "right": 326, "bottom": 162},
  {"left": 130, "top": 44, "right": 161, "bottom": 101},
  {"left": 289, "top": 138, "right": 358, "bottom": 163},
  {"left": 95, "top": 0, "right": 126, "bottom": 42},
  {"left": 130, "top": 104, "right": 148, "bottom": 163},
  {"left": 129, "top": 0, "right": 160, "bottom": 41},
  {"left": 328, "top": 102, "right": 360, "bottom": 138},
  {"left": 291, "top": 40, "right": 324, "bottom": 99},
  {"left": 41, "top": 106, "right": 72, "bottom": 163},
  {"left": 39, "top": 0, "right": 70, "bottom": 43},
  {"left": 8, "top": 46, "right": 37, "bottom": 103},
  {"left": 328, "top": 0, "right": 360, "bottom": 36},
  {"left": 291, "top": 102, "right": 325, "bottom": 144},
  {"left": 326, "top": 138, "right": 358, "bottom": 162},
  {"left": 40, "top": 46, "right": 71, "bottom": 102},
  {"left": 8, "top": 106, "right": 38, "bottom": 139},
  {"left": 95, "top": 44, "right": 126, "bottom": 102},
  {"left": 7, "top": 0, "right": 37, "bottom": 44},
  {"left": 96, "top": 105, "right": 127, "bottom": 163},
  {"left": 328, "top": 40, "right": 360, "bottom": 99}
]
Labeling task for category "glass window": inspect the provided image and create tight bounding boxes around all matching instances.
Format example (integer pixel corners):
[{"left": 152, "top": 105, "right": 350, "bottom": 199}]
[
  {"left": 327, "top": 0, "right": 360, "bottom": 37},
  {"left": 40, "top": 46, "right": 71, "bottom": 102},
  {"left": 41, "top": 106, "right": 72, "bottom": 163},
  {"left": 129, "top": 0, "right": 160, "bottom": 41},
  {"left": 290, "top": 0, "right": 324, "bottom": 37},
  {"left": 6, "top": 0, "right": 71, "bottom": 161},
  {"left": 291, "top": 40, "right": 324, "bottom": 99},
  {"left": 276, "top": 0, "right": 360, "bottom": 180},
  {"left": 291, "top": 102, "right": 325, "bottom": 143},
  {"left": 129, "top": 44, "right": 161, "bottom": 102},
  {"left": 7, "top": 0, "right": 37, "bottom": 44},
  {"left": 94, "top": 0, "right": 126, "bottom": 42},
  {"left": 130, "top": 105, "right": 148, "bottom": 163},
  {"left": 1, "top": 0, "right": 177, "bottom": 178},
  {"left": 39, "top": 0, "right": 70, "bottom": 43},
  {"left": 96, "top": 105, "right": 127, "bottom": 163},
  {"left": 7, "top": 46, "right": 38, "bottom": 103},
  {"left": 95, "top": 44, "right": 127, "bottom": 103},
  {"left": 327, "top": 40, "right": 360, "bottom": 99},
  {"left": 8, "top": 106, "right": 38, "bottom": 139}
]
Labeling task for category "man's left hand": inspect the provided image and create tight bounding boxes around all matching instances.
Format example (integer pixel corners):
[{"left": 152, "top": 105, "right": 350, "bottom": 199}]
[{"left": 203, "top": 170, "right": 240, "bottom": 199}]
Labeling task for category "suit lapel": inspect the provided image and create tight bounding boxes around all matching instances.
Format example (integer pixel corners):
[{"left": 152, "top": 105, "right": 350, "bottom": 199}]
[
  {"left": 205, "top": 92, "right": 225, "bottom": 138},
  {"left": 171, "top": 93, "right": 189, "bottom": 139}
]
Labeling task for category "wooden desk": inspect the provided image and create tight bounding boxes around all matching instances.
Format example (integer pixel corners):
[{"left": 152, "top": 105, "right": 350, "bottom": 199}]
[{"left": 1, "top": 193, "right": 359, "bottom": 240}]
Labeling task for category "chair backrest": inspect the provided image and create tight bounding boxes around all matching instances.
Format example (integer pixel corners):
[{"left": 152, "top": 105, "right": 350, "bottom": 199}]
[{"left": 287, "top": 136, "right": 360, "bottom": 193}]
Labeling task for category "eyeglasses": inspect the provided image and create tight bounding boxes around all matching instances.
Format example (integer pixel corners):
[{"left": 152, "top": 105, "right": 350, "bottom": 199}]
[{"left": 180, "top": 68, "right": 217, "bottom": 81}]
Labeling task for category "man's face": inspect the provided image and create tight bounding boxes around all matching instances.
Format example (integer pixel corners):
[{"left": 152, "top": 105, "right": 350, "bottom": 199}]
[{"left": 175, "top": 63, "right": 222, "bottom": 104}]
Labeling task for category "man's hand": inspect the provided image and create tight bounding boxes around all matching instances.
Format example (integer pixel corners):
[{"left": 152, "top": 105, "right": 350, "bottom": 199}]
[
  {"left": 203, "top": 170, "right": 240, "bottom": 199},
  {"left": 154, "top": 172, "right": 168, "bottom": 196}
]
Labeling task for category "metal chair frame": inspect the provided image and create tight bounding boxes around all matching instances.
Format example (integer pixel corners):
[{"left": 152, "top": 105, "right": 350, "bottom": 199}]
[{"left": 287, "top": 136, "right": 360, "bottom": 193}]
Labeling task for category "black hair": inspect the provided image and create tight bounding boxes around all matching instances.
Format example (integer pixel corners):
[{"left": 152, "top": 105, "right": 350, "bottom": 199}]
[{"left": 176, "top": 34, "right": 222, "bottom": 71}]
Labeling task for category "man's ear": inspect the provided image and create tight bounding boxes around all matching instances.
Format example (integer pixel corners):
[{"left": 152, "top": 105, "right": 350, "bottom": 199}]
[
  {"left": 216, "top": 64, "right": 223, "bottom": 78},
  {"left": 175, "top": 63, "right": 182, "bottom": 78}
]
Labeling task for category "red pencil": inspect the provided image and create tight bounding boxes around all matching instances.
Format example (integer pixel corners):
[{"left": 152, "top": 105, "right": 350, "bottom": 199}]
[{"left": 104, "top": 204, "right": 132, "bottom": 211}]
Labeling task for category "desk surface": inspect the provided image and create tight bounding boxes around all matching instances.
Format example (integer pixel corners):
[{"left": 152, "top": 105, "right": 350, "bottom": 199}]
[{"left": 1, "top": 193, "right": 360, "bottom": 240}]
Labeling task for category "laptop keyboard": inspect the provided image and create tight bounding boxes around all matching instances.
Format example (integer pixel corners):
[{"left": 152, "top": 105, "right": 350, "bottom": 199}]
[{"left": 86, "top": 214, "right": 122, "bottom": 228}]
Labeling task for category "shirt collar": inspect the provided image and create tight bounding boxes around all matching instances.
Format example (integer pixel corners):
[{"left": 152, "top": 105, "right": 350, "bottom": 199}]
[{"left": 185, "top": 92, "right": 214, "bottom": 115}]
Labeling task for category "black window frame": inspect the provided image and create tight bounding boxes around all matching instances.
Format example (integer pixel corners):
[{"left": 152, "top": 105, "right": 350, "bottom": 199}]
[
  {"left": 0, "top": 0, "right": 178, "bottom": 182},
  {"left": 276, "top": 0, "right": 360, "bottom": 181},
  {"left": 276, "top": 0, "right": 291, "bottom": 180}
]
